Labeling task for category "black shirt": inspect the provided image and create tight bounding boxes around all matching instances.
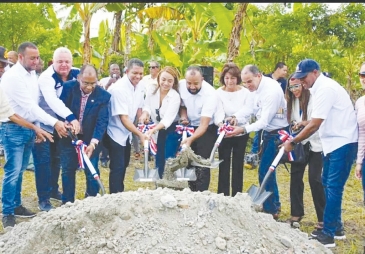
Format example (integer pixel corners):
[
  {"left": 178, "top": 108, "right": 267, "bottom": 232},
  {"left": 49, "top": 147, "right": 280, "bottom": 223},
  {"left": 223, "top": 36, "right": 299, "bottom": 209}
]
[{"left": 265, "top": 73, "right": 287, "bottom": 93}]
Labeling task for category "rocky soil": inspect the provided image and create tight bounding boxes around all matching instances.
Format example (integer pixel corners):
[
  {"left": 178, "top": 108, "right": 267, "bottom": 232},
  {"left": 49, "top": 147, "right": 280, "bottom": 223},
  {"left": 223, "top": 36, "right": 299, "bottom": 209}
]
[{"left": 0, "top": 188, "right": 332, "bottom": 254}]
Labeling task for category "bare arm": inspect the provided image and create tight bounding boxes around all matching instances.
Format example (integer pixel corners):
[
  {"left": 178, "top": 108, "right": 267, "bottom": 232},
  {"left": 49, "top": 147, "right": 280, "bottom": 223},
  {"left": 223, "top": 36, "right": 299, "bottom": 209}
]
[
  {"left": 120, "top": 114, "right": 148, "bottom": 141},
  {"left": 181, "top": 116, "right": 210, "bottom": 147}
]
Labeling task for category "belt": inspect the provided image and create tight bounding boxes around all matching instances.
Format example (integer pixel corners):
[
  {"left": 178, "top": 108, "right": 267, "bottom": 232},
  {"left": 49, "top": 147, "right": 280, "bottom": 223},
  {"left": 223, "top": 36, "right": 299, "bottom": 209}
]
[{"left": 266, "top": 127, "right": 287, "bottom": 134}]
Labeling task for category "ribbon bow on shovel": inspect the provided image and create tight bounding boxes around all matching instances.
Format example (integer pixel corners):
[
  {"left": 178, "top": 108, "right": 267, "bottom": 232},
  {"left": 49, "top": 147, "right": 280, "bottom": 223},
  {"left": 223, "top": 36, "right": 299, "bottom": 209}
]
[
  {"left": 138, "top": 122, "right": 157, "bottom": 156},
  {"left": 67, "top": 129, "right": 105, "bottom": 196}
]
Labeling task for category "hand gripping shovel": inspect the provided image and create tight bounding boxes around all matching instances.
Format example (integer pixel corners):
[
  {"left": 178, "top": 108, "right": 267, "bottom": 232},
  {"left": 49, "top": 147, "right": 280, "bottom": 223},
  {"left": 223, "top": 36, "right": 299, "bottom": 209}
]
[
  {"left": 174, "top": 130, "right": 197, "bottom": 181},
  {"left": 67, "top": 129, "right": 106, "bottom": 196},
  {"left": 247, "top": 146, "right": 285, "bottom": 205},
  {"left": 134, "top": 140, "right": 160, "bottom": 182}
]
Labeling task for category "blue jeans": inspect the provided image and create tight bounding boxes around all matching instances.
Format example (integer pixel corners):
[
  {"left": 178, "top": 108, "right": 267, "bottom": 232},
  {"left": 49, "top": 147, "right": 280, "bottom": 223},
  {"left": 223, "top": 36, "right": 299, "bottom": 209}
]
[
  {"left": 32, "top": 131, "right": 60, "bottom": 202},
  {"left": 322, "top": 142, "right": 357, "bottom": 238},
  {"left": 258, "top": 129, "right": 286, "bottom": 214},
  {"left": 155, "top": 122, "right": 180, "bottom": 178},
  {"left": 251, "top": 130, "right": 262, "bottom": 154},
  {"left": 59, "top": 136, "right": 101, "bottom": 203},
  {"left": 1, "top": 123, "right": 35, "bottom": 215}
]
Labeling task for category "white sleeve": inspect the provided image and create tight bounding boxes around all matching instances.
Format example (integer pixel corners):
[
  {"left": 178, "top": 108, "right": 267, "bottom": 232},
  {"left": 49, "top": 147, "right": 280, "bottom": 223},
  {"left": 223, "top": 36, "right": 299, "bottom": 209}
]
[
  {"left": 160, "top": 93, "right": 180, "bottom": 129},
  {"left": 142, "top": 92, "right": 152, "bottom": 116},
  {"left": 201, "top": 92, "right": 218, "bottom": 118},
  {"left": 110, "top": 88, "right": 129, "bottom": 116},
  {"left": 7, "top": 75, "right": 57, "bottom": 127},
  {"left": 311, "top": 87, "right": 336, "bottom": 119},
  {"left": 245, "top": 92, "right": 281, "bottom": 133},
  {"left": 234, "top": 91, "right": 254, "bottom": 123},
  {"left": 214, "top": 98, "right": 225, "bottom": 125},
  {"left": 38, "top": 74, "right": 73, "bottom": 119}
]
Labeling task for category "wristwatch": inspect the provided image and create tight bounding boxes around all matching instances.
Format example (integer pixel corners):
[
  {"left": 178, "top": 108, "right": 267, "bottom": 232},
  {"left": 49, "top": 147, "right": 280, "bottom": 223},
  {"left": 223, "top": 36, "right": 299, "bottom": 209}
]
[{"left": 290, "top": 141, "right": 297, "bottom": 147}]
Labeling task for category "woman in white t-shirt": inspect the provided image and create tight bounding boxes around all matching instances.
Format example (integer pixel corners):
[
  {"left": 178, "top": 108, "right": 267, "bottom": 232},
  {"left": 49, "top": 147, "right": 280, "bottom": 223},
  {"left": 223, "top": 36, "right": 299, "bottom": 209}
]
[
  {"left": 139, "top": 66, "right": 181, "bottom": 178},
  {"left": 216, "top": 62, "right": 252, "bottom": 196},
  {"left": 285, "top": 74, "right": 325, "bottom": 230}
]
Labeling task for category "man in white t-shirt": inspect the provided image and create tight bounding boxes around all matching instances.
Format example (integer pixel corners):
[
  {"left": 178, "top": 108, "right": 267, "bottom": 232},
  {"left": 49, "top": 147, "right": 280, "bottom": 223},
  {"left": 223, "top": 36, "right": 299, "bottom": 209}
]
[
  {"left": 99, "top": 63, "right": 121, "bottom": 91},
  {"left": 283, "top": 59, "right": 358, "bottom": 248},
  {"left": 105, "top": 58, "right": 148, "bottom": 193},
  {"left": 179, "top": 65, "right": 222, "bottom": 192},
  {"left": 141, "top": 60, "right": 160, "bottom": 95}
]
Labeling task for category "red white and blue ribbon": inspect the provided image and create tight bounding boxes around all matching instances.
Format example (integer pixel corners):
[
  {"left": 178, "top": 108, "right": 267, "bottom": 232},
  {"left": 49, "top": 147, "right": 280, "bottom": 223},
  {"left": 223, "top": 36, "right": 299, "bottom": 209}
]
[
  {"left": 138, "top": 122, "right": 157, "bottom": 155},
  {"left": 278, "top": 129, "right": 296, "bottom": 162},
  {"left": 71, "top": 139, "right": 101, "bottom": 180},
  {"left": 175, "top": 124, "right": 195, "bottom": 137},
  {"left": 217, "top": 122, "right": 234, "bottom": 135}
]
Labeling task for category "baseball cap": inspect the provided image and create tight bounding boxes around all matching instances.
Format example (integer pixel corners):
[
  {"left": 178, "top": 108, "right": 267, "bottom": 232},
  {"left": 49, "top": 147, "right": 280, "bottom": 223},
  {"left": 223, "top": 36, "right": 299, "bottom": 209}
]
[
  {"left": 0, "top": 46, "right": 11, "bottom": 64},
  {"left": 292, "top": 59, "right": 320, "bottom": 79}
]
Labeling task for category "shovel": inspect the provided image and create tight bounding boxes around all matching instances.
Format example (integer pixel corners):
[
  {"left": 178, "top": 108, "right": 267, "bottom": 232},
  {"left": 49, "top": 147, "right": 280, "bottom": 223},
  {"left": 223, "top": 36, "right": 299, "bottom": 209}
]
[
  {"left": 134, "top": 140, "right": 160, "bottom": 182},
  {"left": 207, "top": 131, "right": 225, "bottom": 168},
  {"left": 174, "top": 130, "right": 197, "bottom": 181},
  {"left": 248, "top": 146, "right": 285, "bottom": 205},
  {"left": 67, "top": 129, "right": 106, "bottom": 196}
]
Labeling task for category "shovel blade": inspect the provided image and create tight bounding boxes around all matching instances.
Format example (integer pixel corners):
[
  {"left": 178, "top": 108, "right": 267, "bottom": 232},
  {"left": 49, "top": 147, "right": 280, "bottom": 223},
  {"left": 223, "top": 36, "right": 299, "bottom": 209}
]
[
  {"left": 134, "top": 168, "right": 160, "bottom": 182},
  {"left": 175, "top": 168, "right": 197, "bottom": 181},
  {"left": 247, "top": 184, "right": 272, "bottom": 206},
  {"left": 191, "top": 160, "right": 220, "bottom": 169},
  {"left": 209, "top": 159, "right": 223, "bottom": 168}
]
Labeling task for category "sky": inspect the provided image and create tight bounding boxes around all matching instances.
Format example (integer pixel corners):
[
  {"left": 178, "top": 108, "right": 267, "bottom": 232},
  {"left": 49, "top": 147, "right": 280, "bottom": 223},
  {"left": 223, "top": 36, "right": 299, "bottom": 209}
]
[{"left": 53, "top": 3, "right": 344, "bottom": 39}]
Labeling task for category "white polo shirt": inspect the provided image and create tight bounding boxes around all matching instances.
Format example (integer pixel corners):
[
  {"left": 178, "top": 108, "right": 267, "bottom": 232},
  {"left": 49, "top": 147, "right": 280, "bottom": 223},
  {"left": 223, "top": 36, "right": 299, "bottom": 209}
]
[
  {"left": 179, "top": 79, "right": 219, "bottom": 127},
  {"left": 1, "top": 62, "right": 57, "bottom": 126},
  {"left": 238, "top": 75, "right": 288, "bottom": 133},
  {"left": 107, "top": 75, "right": 145, "bottom": 146},
  {"left": 310, "top": 73, "right": 358, "bottom": 155},
  {"left": 141, "top": 74, "right": 158, "bottom": 95},
  {"left": 143, "top": 88, "right": 180, "bottom": 129}
]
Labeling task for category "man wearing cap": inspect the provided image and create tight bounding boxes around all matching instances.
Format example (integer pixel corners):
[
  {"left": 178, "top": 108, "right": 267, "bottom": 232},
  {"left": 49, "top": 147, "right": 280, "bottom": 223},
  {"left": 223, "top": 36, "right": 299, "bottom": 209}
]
[
  {"left": 226, "top": 64, "right": 289, "bottom": 219},
  {"left": 282, "top": 59, "right": 358, "bottom": 248}
]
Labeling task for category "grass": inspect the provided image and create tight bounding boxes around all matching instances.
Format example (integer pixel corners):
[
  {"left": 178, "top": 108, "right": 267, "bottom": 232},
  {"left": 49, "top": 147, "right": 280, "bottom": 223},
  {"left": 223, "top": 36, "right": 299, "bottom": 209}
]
[{"left": 0, "top": 151, "right": 364, "bottom": 254}]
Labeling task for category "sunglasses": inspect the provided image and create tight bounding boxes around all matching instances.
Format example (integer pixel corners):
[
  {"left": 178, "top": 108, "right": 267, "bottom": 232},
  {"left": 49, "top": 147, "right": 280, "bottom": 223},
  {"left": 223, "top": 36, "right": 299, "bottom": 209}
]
[
  {"left": 155, "top": 109, "right": 161, "bottom": 122},
  {"left": 288, "top": 84, "right": 301, "bottom": 91},
  {"left": 149, "top": 66, "right": 158, "bottom": 69},
  {"left": 359, "top": 73, "right": 365, "bottom": 78}
]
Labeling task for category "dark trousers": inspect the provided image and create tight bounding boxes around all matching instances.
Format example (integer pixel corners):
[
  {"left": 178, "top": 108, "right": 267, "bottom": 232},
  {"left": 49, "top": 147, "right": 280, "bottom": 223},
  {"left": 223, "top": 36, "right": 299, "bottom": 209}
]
[
  {"left": 218, "top": 134, "right": 249, "bottom": 196},
  {"left": 59, "top": 135, "right": 101, "bottom": 203},
  {"left": 105, "top": 134, "right": 131, "bottom": 193},
  {"left": 32, "top": 129, "right": 61, "bottom": 200},
  {"left": 100, "top": 142, "right": 109, "bottom": 163},
  {"left": 155, "top": 122, "right": 180, "bottom": 178},
  {"left": 188, "top": 124, "right": 217, "bottom": 192},
  {"left": 290, "top": 148, "right": 326, "bottom": 222}
]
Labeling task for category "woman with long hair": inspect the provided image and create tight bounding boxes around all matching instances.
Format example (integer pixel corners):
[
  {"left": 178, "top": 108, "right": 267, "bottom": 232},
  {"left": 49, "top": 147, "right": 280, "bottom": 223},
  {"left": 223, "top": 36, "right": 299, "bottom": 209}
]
[
  {"left": 139, "top": 66, "right": 181, "bottom": 178},
  {"left": 285, "top": 73, "right": 326, "bottom": 229},
  {"left": 216, "top": 62, "right": 252, "bottom": 196}
]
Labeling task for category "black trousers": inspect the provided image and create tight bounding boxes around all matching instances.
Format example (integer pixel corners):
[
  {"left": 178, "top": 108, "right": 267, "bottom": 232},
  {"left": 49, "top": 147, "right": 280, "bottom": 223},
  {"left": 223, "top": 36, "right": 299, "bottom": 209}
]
[
  {"left": 217, "top": 134, "right": 249, "bottom": 197},
  {"left": 188, "top": 124, "right": 217, "bottom": 192},
  {"left": 290, "top": 148, "right": 326, "bottom": 222}
]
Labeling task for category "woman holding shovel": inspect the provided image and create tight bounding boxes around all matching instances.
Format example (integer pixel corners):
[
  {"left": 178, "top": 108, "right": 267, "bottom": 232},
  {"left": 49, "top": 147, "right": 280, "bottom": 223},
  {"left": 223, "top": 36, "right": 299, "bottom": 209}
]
[
  {"left": 284, "top": 74, "right": 325, "bottom": 228},
  {"left": 139, "top": 66, "right": 181, "bottom": 178},
  {"left": 215, "top": 62, "right": 254, "bottom": 196}
]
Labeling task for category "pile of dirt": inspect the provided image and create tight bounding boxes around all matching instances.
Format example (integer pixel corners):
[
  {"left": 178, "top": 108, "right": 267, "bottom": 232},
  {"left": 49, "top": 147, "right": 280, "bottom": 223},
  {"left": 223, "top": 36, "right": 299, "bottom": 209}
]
[{"left": 0, "top": 188, "right": 331, "bottom": 254}]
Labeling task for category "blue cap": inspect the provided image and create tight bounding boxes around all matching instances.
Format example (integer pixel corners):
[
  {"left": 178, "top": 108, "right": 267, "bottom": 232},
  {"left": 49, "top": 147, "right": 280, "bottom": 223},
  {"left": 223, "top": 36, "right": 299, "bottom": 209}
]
[{"left": 292, "top": 59, "right": 320, "bottom": 79}]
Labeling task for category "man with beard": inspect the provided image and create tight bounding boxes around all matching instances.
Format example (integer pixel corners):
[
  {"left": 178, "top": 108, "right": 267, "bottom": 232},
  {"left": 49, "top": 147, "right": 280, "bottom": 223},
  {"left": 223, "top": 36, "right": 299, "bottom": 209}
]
[
  {"left": 34, "top": 47, "right": 81, "bottom": 211},
  {"left": 178, "top": 65, "right": 222, "bottom": 191}
]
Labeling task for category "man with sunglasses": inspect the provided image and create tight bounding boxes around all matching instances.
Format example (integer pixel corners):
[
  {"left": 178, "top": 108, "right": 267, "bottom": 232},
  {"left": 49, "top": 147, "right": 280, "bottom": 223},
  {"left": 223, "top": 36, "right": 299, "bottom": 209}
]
[
  {"left": 282, "top": 59, "right": 358, "bottom": 248},
  {"left": 226, "top": 64, "right": 289, "bottom": 220},
  {"left": 142, "top": 61, "right": 160, "bottom": 95}
]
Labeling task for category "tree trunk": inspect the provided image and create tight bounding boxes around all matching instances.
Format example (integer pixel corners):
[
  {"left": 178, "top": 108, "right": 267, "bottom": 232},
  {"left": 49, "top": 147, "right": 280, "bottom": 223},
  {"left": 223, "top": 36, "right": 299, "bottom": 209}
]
[
  {"left": 112, "top": 11, "right": 123, "bottom": 53},
  {"left": 83, "top": 17, "right": 92, "bottom": 65},
  {"left": 227, "top": 3, "right": 249, "bottom": 62},
  {"left": 124, "top": 21, "right": 131, "bottom": 67},
  {"left": 148, "top": 18, "right": 155, "bottom": 53}
]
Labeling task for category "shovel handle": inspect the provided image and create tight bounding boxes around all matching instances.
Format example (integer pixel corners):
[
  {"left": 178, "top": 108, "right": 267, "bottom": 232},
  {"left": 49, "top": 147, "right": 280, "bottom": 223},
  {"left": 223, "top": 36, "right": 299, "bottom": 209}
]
[
  {"left": 216, "top": 131, "right": 226, "bottom": 145},
  {"left": 182, "top": 130, "right": 187, "bottom": 141},
  {"left": 143, "top": 139, "right": 149, "bottom": 151},
  {"left": 270, "top": 146, "right": 285, "bottom": 171}
]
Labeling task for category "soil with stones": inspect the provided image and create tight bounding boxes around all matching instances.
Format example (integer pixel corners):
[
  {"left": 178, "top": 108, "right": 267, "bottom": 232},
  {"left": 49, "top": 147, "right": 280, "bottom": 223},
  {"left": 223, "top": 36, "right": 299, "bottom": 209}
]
[{"left": 0, "top": 188, "right": 332, "bottom": 254}]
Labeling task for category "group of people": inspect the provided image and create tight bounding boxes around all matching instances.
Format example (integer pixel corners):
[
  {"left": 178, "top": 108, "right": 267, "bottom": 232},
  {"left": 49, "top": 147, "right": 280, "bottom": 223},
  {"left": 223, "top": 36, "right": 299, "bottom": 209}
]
[{"left": 0, "top": 42, "right": 363, "bottom": 249}]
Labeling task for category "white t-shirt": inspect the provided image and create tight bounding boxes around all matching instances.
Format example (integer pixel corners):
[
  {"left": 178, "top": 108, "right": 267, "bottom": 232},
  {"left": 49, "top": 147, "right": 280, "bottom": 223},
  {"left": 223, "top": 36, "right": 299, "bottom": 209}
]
[
  {"left": 141, "top": 74, "right": 158, "bottom": 95},
  {"left": 179, "top": 79, "right": 220, "bottom": 127},
  {"left": 310, "top": 73, "right": 358, "bottom": 155},
  {"left": 99, "top": 76, "right": 111, "bottom": 89},
  {"left": 107, "top": 76, "right": 145, "bottom": 146},
  {"left": 216, "top": 86, "right": 254, "bottom": 126},
  {"left": 238, "top": 76, "right": 288, "bottom": 133}
]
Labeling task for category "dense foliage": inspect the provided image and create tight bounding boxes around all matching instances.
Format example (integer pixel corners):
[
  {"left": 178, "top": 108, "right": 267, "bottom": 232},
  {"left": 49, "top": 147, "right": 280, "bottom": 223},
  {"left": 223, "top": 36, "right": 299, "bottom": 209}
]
[{"left": 1, "top": 3, "right": 364, "bottom": 99}]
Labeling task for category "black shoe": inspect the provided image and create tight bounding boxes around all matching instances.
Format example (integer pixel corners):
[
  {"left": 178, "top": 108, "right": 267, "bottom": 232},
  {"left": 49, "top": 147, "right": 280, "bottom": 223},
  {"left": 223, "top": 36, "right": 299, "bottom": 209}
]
[
  {"left": 311, "top": 227, "right": 346, "bottom": 240},
  {"left": 315, "top": 232, "right": 335, "bottom": 248},
  {"left": 2, "top": 215, "right": 15, "bottom": 228},
  {"left": 38, "top": 200, "right": 54, "bottom": 212},
  {"left": 101, "top": 161, "right": 108, "bottom": 168},
  {"left": 14, "top": 205, "right": 36, "bottom": 218},
  {"left": 50, "top": 191, "right": 62, "bottom": 201}
]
